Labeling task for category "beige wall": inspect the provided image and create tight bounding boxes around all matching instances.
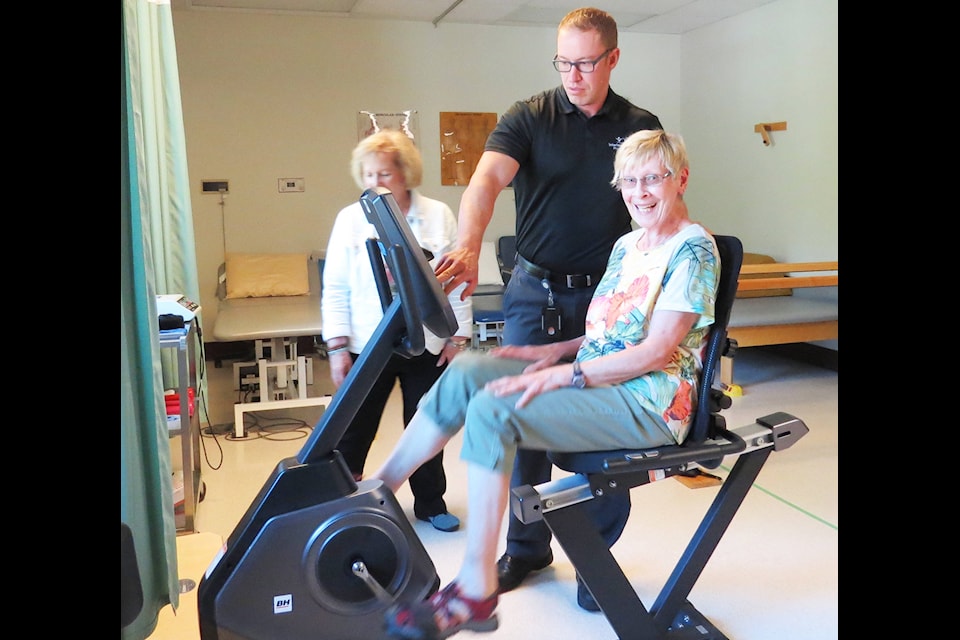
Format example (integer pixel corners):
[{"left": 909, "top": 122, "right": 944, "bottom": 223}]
[
  {"left": 171, "top": 0, "right": 837, "bottom": 347},
  {"left": 681, "top": 0, "right": 838, "bottom": 263}
]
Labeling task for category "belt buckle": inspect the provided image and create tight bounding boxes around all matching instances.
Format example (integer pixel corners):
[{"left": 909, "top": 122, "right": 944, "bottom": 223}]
[{"left": 565, "top": 274, "right": 591, "bottom": 288}]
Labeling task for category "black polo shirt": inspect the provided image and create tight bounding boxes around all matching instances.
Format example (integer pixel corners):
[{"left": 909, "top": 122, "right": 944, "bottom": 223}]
[{"left": 485, "top": 86, "right": 662, "bottom": 275}]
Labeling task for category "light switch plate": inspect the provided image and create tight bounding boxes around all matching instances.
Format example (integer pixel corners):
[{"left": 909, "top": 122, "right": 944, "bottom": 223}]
[{"left": 278, "top": 178, "right": 304, "bottom": 193}]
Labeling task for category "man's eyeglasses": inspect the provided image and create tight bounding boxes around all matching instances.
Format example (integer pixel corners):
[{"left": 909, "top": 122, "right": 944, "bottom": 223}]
[
  {"left": 552, "top": 48, "right": 613, "bottom": 73},
  {"left": 618, "top": 172, "right": 673, "bottom": 190}
]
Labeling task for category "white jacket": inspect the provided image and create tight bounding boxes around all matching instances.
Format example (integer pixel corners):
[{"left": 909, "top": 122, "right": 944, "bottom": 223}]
[{"left": 321, "top": 190, "right": 473, "bottom": 354}]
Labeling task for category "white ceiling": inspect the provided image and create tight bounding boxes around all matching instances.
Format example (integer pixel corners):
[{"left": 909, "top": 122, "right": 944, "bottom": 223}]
[{"left": 171, "top": 0, "right": 777, "bottom": 35}]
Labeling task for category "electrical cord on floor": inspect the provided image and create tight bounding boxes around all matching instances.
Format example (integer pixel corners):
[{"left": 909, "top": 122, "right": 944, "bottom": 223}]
[
  {"left": 223, "top": 383, "right": 316, "bottom": 440},
  {"left": 201, "top": 415, "right": 313, "bottom": 443},
  {"left": 236, "top": 411, "right": 313, "bottom": 440},
  {"left": 199, "top": 384, "right": 315, "bottom": 443}
]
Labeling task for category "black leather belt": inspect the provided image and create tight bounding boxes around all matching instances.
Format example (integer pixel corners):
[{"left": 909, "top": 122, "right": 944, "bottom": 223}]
[{"left": 516, "top": 254, "right": 602, "bottom": 289}]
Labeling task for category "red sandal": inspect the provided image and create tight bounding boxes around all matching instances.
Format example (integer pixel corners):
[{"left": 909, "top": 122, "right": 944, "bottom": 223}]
[{"left": 385, "top": 582, "right": 498, "bottom": 639}]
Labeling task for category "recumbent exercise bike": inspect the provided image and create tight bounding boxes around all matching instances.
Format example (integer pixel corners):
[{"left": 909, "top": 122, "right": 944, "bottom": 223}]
[{"left": 197, "top": 189, "right": 809, "bottom": 639}]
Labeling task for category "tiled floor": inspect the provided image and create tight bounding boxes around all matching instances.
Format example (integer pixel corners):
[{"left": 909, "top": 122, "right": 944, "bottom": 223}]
[{"left": 159, "top": 344, "right": 838, "bottom": 640}]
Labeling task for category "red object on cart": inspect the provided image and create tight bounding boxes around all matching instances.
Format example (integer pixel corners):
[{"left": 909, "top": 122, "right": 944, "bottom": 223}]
[{"left": 164, "top": 387, "right": 195, "bottom": 417}]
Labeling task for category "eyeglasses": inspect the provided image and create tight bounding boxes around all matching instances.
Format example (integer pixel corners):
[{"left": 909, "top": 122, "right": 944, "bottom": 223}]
[
  {"left": 618, "top": 172, "right": 673, "bottom": 190},
  {"left": 552, "top": 48, "right": 613, "bottom": 73}
]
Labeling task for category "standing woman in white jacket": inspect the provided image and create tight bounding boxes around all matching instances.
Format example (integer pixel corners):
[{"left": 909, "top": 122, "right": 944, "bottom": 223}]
[{"left": 321, "top": 129, "right": 473, "bottom": 532}]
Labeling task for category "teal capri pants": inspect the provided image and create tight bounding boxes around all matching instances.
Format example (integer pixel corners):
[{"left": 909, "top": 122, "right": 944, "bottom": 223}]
[{"left": 417, "top": 351, "right": 676, "bottom": 476}]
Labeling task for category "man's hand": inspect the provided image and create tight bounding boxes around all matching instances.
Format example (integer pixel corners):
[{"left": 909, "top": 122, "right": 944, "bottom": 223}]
[{"left": 434, "top": 246, "right": 480, "bottom": 299}]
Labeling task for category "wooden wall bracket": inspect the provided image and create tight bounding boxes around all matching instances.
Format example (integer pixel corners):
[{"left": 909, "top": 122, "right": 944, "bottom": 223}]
[{"left": 754, "top": 121, "right": 787, "bottom": 146}]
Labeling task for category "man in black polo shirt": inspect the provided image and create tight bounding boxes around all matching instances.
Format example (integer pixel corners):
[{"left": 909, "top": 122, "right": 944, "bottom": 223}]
[{"left": 434, "top": 7, "right": 662, "bottom": 611}]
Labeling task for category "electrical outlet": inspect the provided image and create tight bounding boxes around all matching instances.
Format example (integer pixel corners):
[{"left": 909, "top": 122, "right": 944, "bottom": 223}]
[
  {"left": 202, "top": 179, "right": 229, "bottom": 194},
  {"left": 278, "top": 178, "right": 304, "bottom": 193}
]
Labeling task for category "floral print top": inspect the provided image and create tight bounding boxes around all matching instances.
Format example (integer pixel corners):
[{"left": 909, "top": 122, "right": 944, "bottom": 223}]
[{"left": 577, "top": 224, "right": 719, "bottom": 443}]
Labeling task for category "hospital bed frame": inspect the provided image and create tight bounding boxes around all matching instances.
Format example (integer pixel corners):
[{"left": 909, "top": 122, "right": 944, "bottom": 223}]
[{"left": 212, "top": 253, "right": 331, "bottom": 438}]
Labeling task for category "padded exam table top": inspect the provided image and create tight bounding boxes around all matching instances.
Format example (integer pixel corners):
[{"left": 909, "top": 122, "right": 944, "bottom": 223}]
[{"left": 212, "top": 294, "right": 322, "bottom": 342}]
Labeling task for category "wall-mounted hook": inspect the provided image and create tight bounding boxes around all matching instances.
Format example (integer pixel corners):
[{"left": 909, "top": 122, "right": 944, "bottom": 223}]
[{"left": 754, "top": 121, "right": 787, "bottom": 146}]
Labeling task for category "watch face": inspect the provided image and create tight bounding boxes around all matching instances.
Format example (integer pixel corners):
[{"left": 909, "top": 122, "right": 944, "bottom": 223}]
[{"left": 572, "top": 361, "right": 586, "bottom": 389}]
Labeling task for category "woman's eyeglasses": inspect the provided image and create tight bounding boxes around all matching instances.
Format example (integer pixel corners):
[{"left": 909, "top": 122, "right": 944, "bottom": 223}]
[{"left": 618, "top": 172, "right": 673, "bottom": 190}]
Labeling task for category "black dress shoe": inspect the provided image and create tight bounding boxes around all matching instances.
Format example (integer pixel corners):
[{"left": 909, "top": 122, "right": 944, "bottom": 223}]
[
  {"left": 496, "top": 550, "right": 554, "bottom": 593},
  {"left": 576, "top": 575, "right": 600, "bottom": 612}
]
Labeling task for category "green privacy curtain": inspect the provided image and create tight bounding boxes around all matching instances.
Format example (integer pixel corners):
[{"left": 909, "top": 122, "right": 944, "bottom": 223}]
[{"left": 122, "top": 0, "right": 202, "bottom": 636}]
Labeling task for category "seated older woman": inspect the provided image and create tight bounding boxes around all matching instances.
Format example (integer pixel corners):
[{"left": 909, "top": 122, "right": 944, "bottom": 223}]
[{"left": 373, "top": 129, "right": 721, "bottom": 640}]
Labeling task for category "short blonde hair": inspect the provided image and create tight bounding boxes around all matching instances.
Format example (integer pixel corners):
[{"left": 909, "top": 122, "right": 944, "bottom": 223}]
[
  {"left": 558, "top": 7, "right": 618, "bottom": 50},
  {"left": 611, "top": 130, "right": 688, "bottom": 189},
  {"left": 350, "top": 129, "right": 423, "bottom": 190}
]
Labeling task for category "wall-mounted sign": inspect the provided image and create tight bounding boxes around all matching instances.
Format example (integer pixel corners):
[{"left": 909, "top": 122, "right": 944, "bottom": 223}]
[
  {"left": 439, "top": 112, "right": 497, "bottom": 186},
  {"left": 357, "top": 110, "right": 420, "bottom": 144}
]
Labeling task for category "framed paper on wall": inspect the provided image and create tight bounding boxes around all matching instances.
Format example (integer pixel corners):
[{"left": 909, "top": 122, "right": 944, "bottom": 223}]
[
  {"left": 439, "top": 112, "right": 497, "bottom": 186},
  {"left": 358, "top": 110, "right": 420, "bottom": 143}
]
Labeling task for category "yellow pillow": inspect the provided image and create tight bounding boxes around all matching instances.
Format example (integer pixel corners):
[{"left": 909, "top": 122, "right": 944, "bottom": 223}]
[{"left": 225, "top": 253, "right": 310, "bottom": 299}]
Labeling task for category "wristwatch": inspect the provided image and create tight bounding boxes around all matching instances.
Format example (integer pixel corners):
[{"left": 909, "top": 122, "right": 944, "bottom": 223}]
[
  {"left": 449, "top": 338, "right": 469, "bottom": 351},
  {"left": 571, "top": 360, "right": 586, "bottom": 389}
]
